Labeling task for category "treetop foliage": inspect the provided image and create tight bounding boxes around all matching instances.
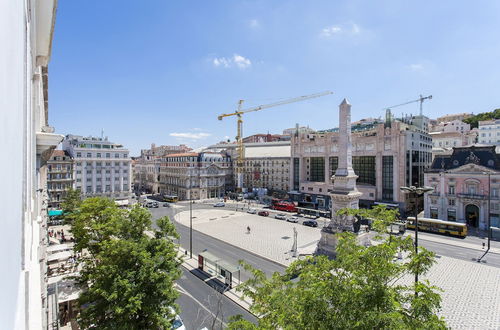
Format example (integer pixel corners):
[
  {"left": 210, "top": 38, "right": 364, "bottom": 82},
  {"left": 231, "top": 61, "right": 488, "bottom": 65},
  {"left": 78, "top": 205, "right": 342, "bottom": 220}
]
[
  {"left": 229, "top": 205, "right": 447, "bottom": 330},
  {"left": 463, "top": 108, "right": 500, "bottom": 128},
  {"left": 71, "top": 197, "right": 181, "bottom": 329}
]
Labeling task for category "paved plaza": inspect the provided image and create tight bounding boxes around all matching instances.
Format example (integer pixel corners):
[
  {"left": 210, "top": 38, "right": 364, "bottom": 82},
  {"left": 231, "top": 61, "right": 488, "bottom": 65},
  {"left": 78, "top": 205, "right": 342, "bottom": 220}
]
[
  {"left": 176, "top": 208, "right": 500, "bottom": 329},
  {"left": 175, "top": 209, "right": 321, "bottom": 265}
]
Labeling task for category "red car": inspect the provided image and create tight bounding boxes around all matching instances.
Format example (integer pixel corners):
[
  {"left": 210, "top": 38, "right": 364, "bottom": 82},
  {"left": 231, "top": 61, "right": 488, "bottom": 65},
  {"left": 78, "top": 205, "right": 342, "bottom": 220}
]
[{"left": 258, "top": 211, "right": 269, "bottom": 217}]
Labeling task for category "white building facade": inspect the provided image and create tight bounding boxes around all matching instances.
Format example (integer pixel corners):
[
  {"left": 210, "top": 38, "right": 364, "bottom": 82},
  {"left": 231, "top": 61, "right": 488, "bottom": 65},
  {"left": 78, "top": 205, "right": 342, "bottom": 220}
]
[
  {"left": 1, "top": 0, "right": 63, "bottom": 328},
  {"left": 478, "top": 119, "right": 500, "bottom": 145},
  {"left": 63, "top": 135, "right": 132, "bottom": 200}
]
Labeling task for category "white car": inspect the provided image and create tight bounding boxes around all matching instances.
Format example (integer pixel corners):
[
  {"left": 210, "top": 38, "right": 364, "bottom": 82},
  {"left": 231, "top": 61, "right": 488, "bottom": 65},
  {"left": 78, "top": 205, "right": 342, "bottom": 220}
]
[
  {"left": 168, "top": 307, "right": 185, "bottom": 330},
  {"left": 286, "top": 216, "right": 299, "bottom": 223},
  {"left": 247, "top": 208, "right": 257, "bottom": 214},
  {"left": 213, "top": 202, "right": 225, "bottom": 207},
  {"left": 275, "top": 213, "right": 286, "bottom": 220}
]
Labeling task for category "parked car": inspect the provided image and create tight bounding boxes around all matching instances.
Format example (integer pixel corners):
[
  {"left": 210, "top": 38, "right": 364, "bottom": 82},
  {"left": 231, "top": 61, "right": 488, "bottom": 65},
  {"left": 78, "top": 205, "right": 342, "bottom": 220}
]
[
  {"left": 274, "top": 213, "right": 286, "bottom": 220},
  {"left": 286, "top": 216, "right": 299, "bottom": 223},
  {"left": 163, "top": 203, "right": 170, "bottom": 207},
  {"left": 303, "top": 220, "right": 318, "bottom": 227},
  {"left": 152, "top": 202, "right": 159, "bottom": 208},
  {"left": 247, "top": 208, "right": 257, "bottom": 214},
  {"left": 168, "top": 307, "right": 185, "bottom": 330},
  {"left": 213, "top": 202, "right": 225, "bottom": 207},
  {"left": 258, "top": 211, "right": 269, "bottom": 217}
]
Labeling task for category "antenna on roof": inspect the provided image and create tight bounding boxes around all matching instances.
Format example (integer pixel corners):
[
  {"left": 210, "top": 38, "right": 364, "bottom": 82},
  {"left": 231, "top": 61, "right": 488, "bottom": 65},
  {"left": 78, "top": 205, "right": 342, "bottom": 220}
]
[{"left": 101, "top": 128, "right": 104, "bottom": 140}]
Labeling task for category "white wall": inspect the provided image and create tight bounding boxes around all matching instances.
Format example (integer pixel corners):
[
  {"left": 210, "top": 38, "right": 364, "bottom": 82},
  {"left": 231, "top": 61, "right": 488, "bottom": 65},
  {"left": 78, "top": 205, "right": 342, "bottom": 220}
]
[{"left": 0, "top": 0, "right": 28, "bottom": 327}]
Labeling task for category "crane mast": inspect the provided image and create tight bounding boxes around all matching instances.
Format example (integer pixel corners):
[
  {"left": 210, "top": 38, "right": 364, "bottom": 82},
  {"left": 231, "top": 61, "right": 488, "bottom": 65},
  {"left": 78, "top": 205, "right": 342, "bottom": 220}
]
[{"left": 218, "top": 91, "right": 333, "bottom": 192}]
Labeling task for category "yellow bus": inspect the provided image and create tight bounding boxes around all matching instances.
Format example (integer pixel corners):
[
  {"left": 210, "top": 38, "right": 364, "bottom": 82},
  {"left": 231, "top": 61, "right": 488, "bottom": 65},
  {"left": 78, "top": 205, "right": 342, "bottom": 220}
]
[
  {"left": 163, "top": 195, "right": 178, "bottom": 203},
  {"left": 406, "top": 217, "right": 467, "bottom": 238}
]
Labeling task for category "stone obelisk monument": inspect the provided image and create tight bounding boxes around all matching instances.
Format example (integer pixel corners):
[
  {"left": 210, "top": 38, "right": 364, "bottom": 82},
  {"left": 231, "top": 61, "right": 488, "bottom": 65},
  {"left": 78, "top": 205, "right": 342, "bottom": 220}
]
[{"left": 317, "top": 98, "right": 363, "bottom": 257}]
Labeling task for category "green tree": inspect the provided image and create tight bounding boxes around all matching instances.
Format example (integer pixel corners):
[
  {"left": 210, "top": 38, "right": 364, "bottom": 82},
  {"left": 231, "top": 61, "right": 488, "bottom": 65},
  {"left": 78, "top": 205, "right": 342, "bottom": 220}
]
[
  {"left": 229, "top": 206, "right": 446, "bottom": 330},
  {"left": 71, "top": 197, "right": 182, "bottom": 329},
  {"left": 60, "top": 188, "right": 82, "bottom": 223}
]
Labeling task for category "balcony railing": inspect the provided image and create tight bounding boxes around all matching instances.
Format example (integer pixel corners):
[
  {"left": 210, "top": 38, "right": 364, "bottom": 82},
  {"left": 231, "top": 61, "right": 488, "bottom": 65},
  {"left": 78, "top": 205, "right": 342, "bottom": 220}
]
[{"left": 457, "top": 193, "right": 486, "bottom": 200}]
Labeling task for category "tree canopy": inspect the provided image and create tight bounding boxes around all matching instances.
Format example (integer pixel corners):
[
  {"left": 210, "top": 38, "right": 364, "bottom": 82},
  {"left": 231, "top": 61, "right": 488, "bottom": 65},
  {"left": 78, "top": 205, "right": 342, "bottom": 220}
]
[
  {"left": 463, "top": 108, "right": 500, "bottom": 128},
  {"left": 60, "top": 188, "right": 82, "bottom": 223},
  {"left": 71, "top": 197, "right": 182, "bottom": 329},
  {"left": 229, "top": 206, "right": 447, "bottom": 330}
]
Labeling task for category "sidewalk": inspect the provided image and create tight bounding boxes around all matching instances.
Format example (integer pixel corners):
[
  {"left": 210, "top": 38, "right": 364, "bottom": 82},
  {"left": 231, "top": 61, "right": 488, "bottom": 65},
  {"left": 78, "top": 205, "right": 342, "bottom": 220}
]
[
  {"left": 406, "top": 231, "right": 500, "bottom": 254},
  {"left": 176, "top": 246, "right": 254, "bottom": 313}
]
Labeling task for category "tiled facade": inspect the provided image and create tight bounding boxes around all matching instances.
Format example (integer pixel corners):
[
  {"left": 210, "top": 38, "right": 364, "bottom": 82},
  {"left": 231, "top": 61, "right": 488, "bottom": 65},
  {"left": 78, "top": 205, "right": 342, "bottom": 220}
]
[
  {"left": 424, "top": 145, "right": 500, "bottom": 229},
  {"left": 159, "top": 152, "right": 232, "bottom": 200},
  {"left": 47, "top": 150, "right": 74, "bottom": 209}
]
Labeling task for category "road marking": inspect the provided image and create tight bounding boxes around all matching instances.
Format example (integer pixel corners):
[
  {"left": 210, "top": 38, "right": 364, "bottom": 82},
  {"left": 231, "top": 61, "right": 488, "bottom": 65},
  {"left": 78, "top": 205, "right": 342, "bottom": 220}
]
[{"left": 176, "top": 283, "right": 228, "bottom": 328}]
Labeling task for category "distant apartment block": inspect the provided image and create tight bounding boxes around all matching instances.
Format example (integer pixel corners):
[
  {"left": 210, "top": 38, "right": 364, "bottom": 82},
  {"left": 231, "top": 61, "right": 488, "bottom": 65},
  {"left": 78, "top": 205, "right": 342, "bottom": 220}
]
[
  {"left": 47, "top": 150, "right": 74, "bottom": 208},
  {"left": 478, "top": 119, "right": 500, "bottom": 145},
  {"left": 133, "top": 143, "right": 192, "bottom": 194},
  {"left": 62, "top": 135, "right": 132, "bottom": 199},
  {"left": 242, "top": 133, "right": 289, "bottom": 143}
]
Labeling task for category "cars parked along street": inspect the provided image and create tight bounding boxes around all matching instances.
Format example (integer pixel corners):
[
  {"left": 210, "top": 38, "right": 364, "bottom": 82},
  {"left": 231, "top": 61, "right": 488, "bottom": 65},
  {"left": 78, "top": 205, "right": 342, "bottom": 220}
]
[
  {"left": 247, "top": 209, "right": 257, "bottom": 214},
  {"left": 258, "top": 211, "right": 269, "bottom": 217},
  {"left": 213, "top": 202, "right": 225, "bottom": 207},
  {"left": 274, "top": 213, "right": 286, "bottom": 220},
  {"left": 286, "top": 216, "right": 299, "bottom": 223}
]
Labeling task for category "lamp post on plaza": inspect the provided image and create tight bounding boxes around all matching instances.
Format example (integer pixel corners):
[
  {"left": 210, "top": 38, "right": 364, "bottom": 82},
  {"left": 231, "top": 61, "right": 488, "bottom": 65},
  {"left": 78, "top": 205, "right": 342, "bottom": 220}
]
[{"left": 400, "top": 185, "right": 434, "bottom": 295}]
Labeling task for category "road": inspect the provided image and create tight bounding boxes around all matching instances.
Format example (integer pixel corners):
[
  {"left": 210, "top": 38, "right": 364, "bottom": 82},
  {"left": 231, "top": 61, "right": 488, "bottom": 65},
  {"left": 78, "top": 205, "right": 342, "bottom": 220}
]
[
  {"left": 177, "top": 267, "right": 257, "bottom": 330},
  {"left": 146, "top": 199, "right": 500, "bottom": 327}
]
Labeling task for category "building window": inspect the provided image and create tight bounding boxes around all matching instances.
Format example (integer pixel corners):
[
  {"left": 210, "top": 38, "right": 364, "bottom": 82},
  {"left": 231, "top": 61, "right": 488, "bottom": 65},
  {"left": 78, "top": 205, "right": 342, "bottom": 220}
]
[
  {"left": 76, "top": 170, "right": 81, "bottom": 174},
  {"left": 87, "top": 153, "right": 92, "bottom": 158},
  {"left": 310, "top": 157, "right": 325, "bottom": 182},
  {"left": 448, "top": 186, "right": 455, "bottom": 195},
  {"left": 382, "top": 156, "right": 393, "bottom": 201},
  {"left": 86, "top": 186, "right": 92, "bottom": 192},
  {"left": 447, "top": 209, "right": 457, "bottom": 221},
  {"left": 115, "top": 153, "right": 120, "bottom": 158},
  {"left": 106, "top": 153, "right": 110, "bottom": 158},
  {"left": 86, "top": 170, "right": 92, "bottom": 174},
  {"left": 86, "top": 178, "right": 91, "bottom": 182},
  {"left": 97, "top": 153, "right": 101, "bottom": 158},
  {"left": 449, "top": 199, "right": 455, "bottom": 206},
  {"left": 329, "top": 157, "right": 338, "bottom": 177},
  {"left": 430, "top": 207, "right": 438, "bottom": 219},
  {"left": 353, "top": 156, "right": 376, "bottom": 186}
]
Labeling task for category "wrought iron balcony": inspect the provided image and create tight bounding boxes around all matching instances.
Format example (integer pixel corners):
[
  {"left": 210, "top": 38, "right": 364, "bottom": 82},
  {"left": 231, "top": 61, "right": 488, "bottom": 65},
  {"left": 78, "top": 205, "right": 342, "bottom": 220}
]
[{"left": 457, "top": 193, "right": 486, "bottom": 200}]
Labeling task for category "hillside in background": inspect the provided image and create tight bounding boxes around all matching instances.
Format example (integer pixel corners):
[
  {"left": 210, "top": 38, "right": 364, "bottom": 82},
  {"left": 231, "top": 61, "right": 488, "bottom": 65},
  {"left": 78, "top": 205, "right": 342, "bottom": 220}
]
[{"left": 463, "top": 108, "right": 500, "bottom": 128}]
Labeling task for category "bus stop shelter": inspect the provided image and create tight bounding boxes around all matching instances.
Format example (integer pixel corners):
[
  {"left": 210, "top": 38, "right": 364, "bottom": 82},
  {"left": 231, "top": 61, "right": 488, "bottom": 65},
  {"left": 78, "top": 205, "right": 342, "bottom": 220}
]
[{"left": 198, "top": 251, "right": 240, "bottom": 288}]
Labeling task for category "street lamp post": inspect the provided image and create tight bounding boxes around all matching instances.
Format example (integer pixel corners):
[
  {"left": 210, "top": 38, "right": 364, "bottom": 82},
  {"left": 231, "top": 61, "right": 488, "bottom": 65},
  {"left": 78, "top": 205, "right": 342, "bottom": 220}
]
[{"left": 400, "top": 185, "right": 434, "bottom": 295}]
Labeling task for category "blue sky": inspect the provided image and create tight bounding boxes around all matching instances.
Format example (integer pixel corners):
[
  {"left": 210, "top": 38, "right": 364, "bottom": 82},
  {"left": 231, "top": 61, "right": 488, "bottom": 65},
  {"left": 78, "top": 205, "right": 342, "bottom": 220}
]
[{"left": 50, "top": 1, "right": 500, "bottom": 155}]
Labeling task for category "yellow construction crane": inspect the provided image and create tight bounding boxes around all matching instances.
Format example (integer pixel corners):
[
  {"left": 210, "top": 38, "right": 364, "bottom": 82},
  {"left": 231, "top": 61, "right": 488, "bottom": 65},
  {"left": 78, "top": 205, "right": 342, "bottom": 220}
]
[{"left": 218, "top": 91, "right": 333, "bottom": 192}]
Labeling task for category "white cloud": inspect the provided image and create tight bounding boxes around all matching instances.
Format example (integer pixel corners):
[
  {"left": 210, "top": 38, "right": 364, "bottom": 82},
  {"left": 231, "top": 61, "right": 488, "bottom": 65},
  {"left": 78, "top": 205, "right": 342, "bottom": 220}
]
[
  {"left": 212, "top": 54, "right": 252, "bottom": 69},
  {"left": 320, "top": 23, "right": 361, "bottom": 38},
  {"left": 321, "top": 25, "right": 342, "bottom": 37},
  {"left": 169, "top": 132, "right": 211, "bottom": 140},
  {"left": 249, "top": 19, "right": 260, "bottom": 29},
  {"left": 409, "top": 63, "right": 424, "bottom": 72}
]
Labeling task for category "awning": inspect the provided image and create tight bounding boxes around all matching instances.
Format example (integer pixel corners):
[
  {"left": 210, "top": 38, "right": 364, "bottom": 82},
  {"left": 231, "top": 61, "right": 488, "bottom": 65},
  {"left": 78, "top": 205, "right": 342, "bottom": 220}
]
[
  {"left": 47, "top": 251, "right": 72, "bottom": 262},
  {"left": 48, "top": 210, "right": 63, "bottom": 217},
  {"left": 199, "top": 251, "right": 220, "bottom": 264},
  {"left": 56, "top": 278, "right": 81, "bottom": 303},
  {"left": 47, "top": 244, "right": 71, "bottom": 253}
]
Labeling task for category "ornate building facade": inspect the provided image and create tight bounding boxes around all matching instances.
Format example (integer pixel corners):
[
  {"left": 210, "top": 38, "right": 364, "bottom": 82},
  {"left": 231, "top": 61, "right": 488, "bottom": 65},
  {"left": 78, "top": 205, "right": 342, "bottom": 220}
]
[
  {"left": 424, "top": 145, "right": 500, "bottom": 230},
  {"left": 159, "top": 152, "right": 232, "bottom": 200},
  {"left": 289, "top": 115, "right": 432, "bottom": 214}
]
